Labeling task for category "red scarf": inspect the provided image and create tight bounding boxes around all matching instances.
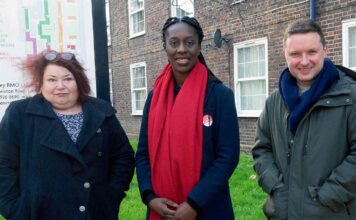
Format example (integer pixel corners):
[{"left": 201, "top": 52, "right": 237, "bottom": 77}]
[{"left": 148, "top": 61, "right": 207, "bottom": 219}]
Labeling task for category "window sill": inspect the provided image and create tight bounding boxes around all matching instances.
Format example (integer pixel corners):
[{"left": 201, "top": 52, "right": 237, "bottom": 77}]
[
  {"left": 131, "top": 112, "right": 143, "bottom": 116},
  {"left": 129, "top": 31, "right": 145, "bottom": 39}
]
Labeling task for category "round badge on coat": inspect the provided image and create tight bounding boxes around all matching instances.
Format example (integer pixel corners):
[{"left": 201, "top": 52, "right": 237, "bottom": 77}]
[{"left": 203, "top": 114, "right": 213, "bottom": 127}]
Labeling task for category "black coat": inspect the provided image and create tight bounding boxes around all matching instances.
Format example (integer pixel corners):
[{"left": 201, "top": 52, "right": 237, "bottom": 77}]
[{"left": 0, "top": 95, "right": 135, "bottom": 220}]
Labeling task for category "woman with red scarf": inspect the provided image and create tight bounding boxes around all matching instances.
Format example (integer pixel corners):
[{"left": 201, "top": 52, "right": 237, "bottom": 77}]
[{"left": 136, "top": 17, "right": 240, "bottom": 220}]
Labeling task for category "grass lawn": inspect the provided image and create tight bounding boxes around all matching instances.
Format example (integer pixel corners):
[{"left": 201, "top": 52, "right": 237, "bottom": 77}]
[
  {"left": 119, "top": 140, "right": 266, "bottom": 219},
  {"left": 0, "top": 141, "right": 266, "bottom": 220}
]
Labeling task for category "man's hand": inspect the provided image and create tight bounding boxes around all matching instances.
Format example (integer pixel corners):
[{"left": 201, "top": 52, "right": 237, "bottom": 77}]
[
  {"left": 149, "top": 197, "right": 178, "bottom": 219},
  {"left": 174, "top": 202, "right": 197, "bottom": 220}
]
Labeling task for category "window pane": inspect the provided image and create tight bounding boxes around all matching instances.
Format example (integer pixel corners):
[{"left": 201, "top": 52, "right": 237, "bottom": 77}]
[
  {"left": 245, "top": 61, "right": 258, "bottom": 78},
  {"left": 237, "top": 80, "right": 266, "bottom": 111},
  {"left": 238, "top": 48, "right": 244, "bottom": 63},
  {"left": 133, "top": 66, "right": 146, "bottom": 89},
  {"left": 259, "top": 61, "right": 265, "bottom": 76},
  {"left": 349, "top": 26, "right": 356, "bottom": 47},
  {"left": 135, "top": 90, "right": 146, "bottom": 111},
  {"left": 134, "top": 77, "right": 145, "bottom": 88},
  {"left": 106, "top": 26, "right": 111, "bottom": 45},
  {"left": 349, "top": 26, "right": 356, "bottom": 68},
  {"left": 244, "top": 47, "right": 251, "bottom": 62},
  {"left": 172, "top": 0, "right": 194, "bottom": 17},
  {"left": 251, "top": 46, "right": 258, "bottom": 60},
  {"left": 237, "top": 44, "right": 266, "bottom": 79},
  {"left": 238, "top": 63, "right": 245, "bottom": 78},
  {"left": 350, "top": 48, "right": 356, "bottom": 67},
  {"left": 258, "top": 44, "right": 265, "bottom": 58},
  {"left": 130, "top": 0, "right": 143, "bottom": 11},
  {"left": 132, "top": 10, "right": 144, "bottom": 34},
  {"left": 177, "top": 8, "right": 186, "bottom": 17}
]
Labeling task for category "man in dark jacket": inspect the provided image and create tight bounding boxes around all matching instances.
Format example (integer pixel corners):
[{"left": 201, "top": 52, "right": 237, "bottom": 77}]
[{"left": 253, "top": 19, "right": 356, "bottom": 219}]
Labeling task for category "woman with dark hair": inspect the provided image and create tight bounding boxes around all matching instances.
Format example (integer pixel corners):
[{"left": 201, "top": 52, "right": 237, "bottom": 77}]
[
  {"left": 0, "top": 50, "right": 135, "bottom": 220},
  {"left": 136, "top": 17, "right": 240, "bottom": 220}
]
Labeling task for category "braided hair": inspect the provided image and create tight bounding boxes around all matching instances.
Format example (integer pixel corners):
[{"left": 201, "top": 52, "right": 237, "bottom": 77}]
[
  {"left": 161, "top": 16, "right": 207, "bottom": 66},
  {"left": 162, "top": 16, "right": 204, "bottom": 47}
]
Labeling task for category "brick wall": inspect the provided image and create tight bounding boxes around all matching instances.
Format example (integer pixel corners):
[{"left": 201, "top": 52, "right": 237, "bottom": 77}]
[
  {"left": 109, "top": 0, "right": 170, "bottom": 138},
  {"left": 109, "top": 0, "right": 356, "bottom": 147}
]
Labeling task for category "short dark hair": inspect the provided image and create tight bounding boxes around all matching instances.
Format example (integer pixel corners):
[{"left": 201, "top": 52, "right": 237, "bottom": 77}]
[
  {"left": 283, "top": 19, "right": 326, "bottom": 47},
  {"left": 20, "top": 50, "right": 91, "bottom": 102},
  {"left": 161, "top": 16, "right": 204, "bottom": 48}
]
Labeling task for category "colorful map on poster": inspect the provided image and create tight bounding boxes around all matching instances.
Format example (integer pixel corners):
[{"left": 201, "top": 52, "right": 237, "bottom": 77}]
[{"left": 0, "top": 0, "right": 96, "bottom": 118}]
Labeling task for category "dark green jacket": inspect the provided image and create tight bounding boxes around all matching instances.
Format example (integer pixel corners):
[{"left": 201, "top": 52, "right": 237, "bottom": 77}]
[{"left": 253, "top": 70, "right": 356, "bottom": 220}]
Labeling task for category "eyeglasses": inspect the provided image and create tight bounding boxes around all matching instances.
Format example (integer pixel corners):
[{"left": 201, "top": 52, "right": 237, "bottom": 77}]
[{"left": 43, "top": 51, "right": 74, "bottom": 61}]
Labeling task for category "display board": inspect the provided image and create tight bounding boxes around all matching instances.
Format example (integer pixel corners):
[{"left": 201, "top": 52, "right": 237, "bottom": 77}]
[{"left": 0, "top": 0, "right": 96, "bottom": 118}]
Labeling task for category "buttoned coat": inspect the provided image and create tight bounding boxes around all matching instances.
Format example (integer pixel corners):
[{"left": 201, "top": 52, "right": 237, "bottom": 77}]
[
  {"left": 136, "top": 76, "right": 240, "bottom": 220},
  {"left": 0, "top": 95, "right": 135, "bottom": 220},
  {"left": 253, "top": 70, "right": 356, "bottom": 219}
]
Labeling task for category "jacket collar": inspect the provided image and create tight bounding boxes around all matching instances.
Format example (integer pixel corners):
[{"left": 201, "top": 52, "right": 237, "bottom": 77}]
[
  {"left": 40, "top": 120, "right": 86, "bottom": 172},
  {"left": 26, "top": 95, "right": 116, "bottom": 172},
  {"left": 321, "top": 70, "right": 353, "bottom": 98},
  {"left": 312, "top": 71, "right": 354, "bottom": 109},
  {"left": 204, "top": 70, "right": 222, "bottom": 106},
  {"left": 25, "top": 94, "right": 57, "bottom": 118},
  {"left": 76, "top": 98, "right": 116, "bottom": 152}
]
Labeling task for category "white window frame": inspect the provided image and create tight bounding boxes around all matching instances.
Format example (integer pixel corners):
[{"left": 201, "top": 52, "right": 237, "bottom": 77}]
[
  {"left": 171, "top": 0, "right": 194, "bottom": 18},
  {"left": 342, "top": 18, "right": 356, "bottom": 71},
  {"left": 130, "top": 62, "right": 147, "bottom": 115},
  {"left": 232, "top": 0, "right": 246, "bottom": 5},
  {"left": 233, "top": 37, "right": 268, "bottom": 117},
  {"left": 109, "top": 69, "right": 113, "bottom": 105},
  {"left": 128, "top": 0, "right": 145, "bottom": 38}
]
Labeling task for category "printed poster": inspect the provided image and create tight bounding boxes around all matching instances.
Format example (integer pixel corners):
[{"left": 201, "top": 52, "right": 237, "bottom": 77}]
[{"left": 0, "top": 0, "right": 96, "bottom": 119}]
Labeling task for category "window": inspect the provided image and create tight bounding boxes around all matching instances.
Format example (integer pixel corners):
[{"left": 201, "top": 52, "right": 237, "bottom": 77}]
[
  {"left": 109, "top": 69, "right": 113, "bottom": 105},
  {"left": 105, "top": 0, "right": 111, "bottom": 45},
  {"left": 128, "top": 0, "right": 145, "bottom": 37},
  {"left": 171, "top": 0, "right": 194, "bottom": 18},
  {"left": 130, "top": 62, "right": 147, "bottom": 115},
  {"left": 233, "top": 38, "right": 268, "bottom": 117},
  {"left": 343, "top": 19, "right": 356, "bottom": 71}
]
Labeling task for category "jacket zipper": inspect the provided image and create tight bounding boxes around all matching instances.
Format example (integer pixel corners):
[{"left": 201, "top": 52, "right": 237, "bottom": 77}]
[{"left": 285, "top": 111, "right": 292, "bottom": 166}]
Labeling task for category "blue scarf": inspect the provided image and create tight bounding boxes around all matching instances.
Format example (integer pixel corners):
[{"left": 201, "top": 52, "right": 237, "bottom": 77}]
[{"left": 279, "top": 58, "right": 339, "bottom": 135}]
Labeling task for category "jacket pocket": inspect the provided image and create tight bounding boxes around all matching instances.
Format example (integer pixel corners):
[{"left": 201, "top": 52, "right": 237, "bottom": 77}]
[
  {"left": 303, "top": 199, "right": 350, "bottom": 219},
  {"left": 263, "top": 187, "right": 288, "bottom": 219},
  {"left": 304, "top": 187, "right": 350, "bottom": 219}
]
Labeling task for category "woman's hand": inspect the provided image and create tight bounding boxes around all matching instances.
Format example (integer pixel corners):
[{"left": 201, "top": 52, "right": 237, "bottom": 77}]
[
  {"left": 149, "top": 197, "right": 178, "bottom": 219},
  {"left": 174, "top": 202, "right": 197, "bottom": 220}
]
